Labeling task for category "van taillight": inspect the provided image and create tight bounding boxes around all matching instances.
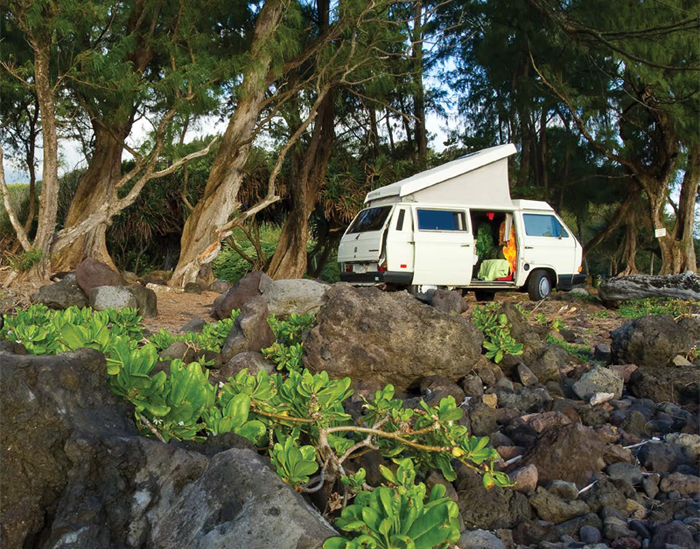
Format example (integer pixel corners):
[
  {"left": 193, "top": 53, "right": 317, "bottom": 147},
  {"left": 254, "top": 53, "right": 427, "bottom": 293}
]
[
  {"left": 345, "top": 264, "right": 353, "bottom": 273},
  {"left": 378, "top": 264, "right": 387, "bottom": 272}
]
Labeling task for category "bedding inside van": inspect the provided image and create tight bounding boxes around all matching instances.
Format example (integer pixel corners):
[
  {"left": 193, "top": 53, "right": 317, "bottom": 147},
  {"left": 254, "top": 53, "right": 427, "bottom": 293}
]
[{"left": 477, "top": 259, "right": 511, "bottom": 281}]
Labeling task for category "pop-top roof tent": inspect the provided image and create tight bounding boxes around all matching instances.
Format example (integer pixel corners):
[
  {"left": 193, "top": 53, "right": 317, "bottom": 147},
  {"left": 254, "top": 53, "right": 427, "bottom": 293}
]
[{"left": 364, "top": 143, "right": 518, "bottom": 208}]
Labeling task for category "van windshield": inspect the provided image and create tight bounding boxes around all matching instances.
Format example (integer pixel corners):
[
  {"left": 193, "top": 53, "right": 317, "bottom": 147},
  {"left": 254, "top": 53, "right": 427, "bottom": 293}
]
[{"left": 347, "top": 206, "right": 392, "bottom": 234}]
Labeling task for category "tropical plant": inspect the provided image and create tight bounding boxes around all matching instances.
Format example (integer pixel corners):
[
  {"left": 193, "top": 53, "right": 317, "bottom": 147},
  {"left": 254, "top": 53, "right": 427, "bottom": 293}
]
[
  {"left": 472, "top": 303, "right": 523, "bottom": 363},
  {"left": 324, "top": 458, "right": 460, "bottom": 549}
]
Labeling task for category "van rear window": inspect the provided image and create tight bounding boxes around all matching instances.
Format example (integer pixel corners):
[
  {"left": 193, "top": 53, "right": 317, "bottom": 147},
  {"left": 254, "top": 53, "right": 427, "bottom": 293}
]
[{"left": 347, "top": 206, "right": 392, "bottom": 234}]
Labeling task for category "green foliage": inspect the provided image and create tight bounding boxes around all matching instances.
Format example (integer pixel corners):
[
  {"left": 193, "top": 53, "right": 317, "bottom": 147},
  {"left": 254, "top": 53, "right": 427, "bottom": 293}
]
[
  {"left": 212, "top": 226, "right": 280, "bottom": 283},
  {"left": 147, "top": 310, "right": 240, "bottom": 354},
  {"left": 9, "top": 247, "right": 43, "bottom": 272},
  {"left": 270, "top": 434, "right": 319, "bottom": 486},
  {"left": 262, "top": 313, "right": 317, "bottom": 372},
  {"left": 471, "top": 304, "right": 523, "bottom": 363},
  {"left": 545, "top": 334, "right": 590, "bottom": 361},
  {"left": 324, "top": 458, "right": 460, "bottom": 549},
  {"left": 203, "top": 392, "right": 266, "bottom": 442},
  {"left": 617, "top": 298, "right": 698, "bottom": 319}
]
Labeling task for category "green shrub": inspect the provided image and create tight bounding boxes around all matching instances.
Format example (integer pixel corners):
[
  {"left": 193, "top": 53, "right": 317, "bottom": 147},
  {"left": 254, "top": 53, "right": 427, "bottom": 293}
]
[
  {"left": 618, "top": 298, "right": 698, "bottom": 319},
  {"left": 471, "top": 303, "right": 523, "bottom": 363}
]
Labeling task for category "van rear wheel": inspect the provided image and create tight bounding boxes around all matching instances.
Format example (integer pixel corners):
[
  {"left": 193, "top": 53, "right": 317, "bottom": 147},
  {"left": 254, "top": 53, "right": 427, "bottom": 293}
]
[
  {"left": 528, "top": 270, "right": 552, "bottom": 301},
  {"left": 474, "top": 290, "right": 495, "bottom": 302}
]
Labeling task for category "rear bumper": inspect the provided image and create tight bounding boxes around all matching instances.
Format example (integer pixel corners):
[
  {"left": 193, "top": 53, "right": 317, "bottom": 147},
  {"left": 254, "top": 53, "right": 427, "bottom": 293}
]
[
  {"left": 340, "top": 271, "right": 413, "bottom": 285},
  {"left": 557, "top": 273, "right": 586, "bottom": 290}
]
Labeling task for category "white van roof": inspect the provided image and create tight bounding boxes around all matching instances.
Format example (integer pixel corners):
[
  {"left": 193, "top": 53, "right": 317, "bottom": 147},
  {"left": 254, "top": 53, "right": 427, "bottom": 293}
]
[
  {"left": 512, "top": 199, "right": 554, "bottom": 211},
  {"left": 364, "top": 143, "right": 517, "bottom": 206}
]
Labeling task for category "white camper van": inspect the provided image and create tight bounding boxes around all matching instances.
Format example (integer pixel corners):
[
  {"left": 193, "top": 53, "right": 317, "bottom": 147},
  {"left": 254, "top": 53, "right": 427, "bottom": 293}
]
[{"left": 338, "top": 144, "right": 585, "bottom": 301}]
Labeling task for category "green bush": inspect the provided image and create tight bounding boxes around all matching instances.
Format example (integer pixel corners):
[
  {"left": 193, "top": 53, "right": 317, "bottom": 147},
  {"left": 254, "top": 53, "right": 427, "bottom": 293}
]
[
  {"left": 471, "top": 303, "right": 523, "bottom": 363},
  {"left": 618, "top": 298, "right": 698, "bottom": 319}
]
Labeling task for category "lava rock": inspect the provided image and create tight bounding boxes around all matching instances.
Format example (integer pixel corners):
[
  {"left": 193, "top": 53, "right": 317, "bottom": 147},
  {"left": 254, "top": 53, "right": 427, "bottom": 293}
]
[
  {"left": 573, "top": 366, "right": 624, "bottom": 401},
  {"left": 638, "top": 442, "right": 694, "bottom": 473},
  {"left": 30, "top": 277, "right": 88, "bottom": 309},
  {"left": 218, "top": 351, "right": 276, "bottom": 378},
  {"left": 457, "top": 529, "right": 506, "bottom": 549},
  {"left": 184, "top": 282, "right": 203, "bottom": 294},
  {"left": 262, "top": 278, "right": 329, "bottom": 317},
  {"left": 529, "top": 487, "right": 591, "bottom": 523},
  {"left": 180, "top": 317, "right": 207, "bottom": 333},
  {"left": 208, "top": 279, "right": 231, "bottom": 294},
  {"left": 606, "top": 463, "right": 643, "bottom": 486},
  {"left": 211, "top": 271, "right": 272, "bottom": 321},
  {"left": 126, "top": 284, "right": 158, "bottom": 317},
  {"left": 521, "top": 423, "right": 607, "bottom": 487},
  {"left": 649, "top": 521, "right": 695, "bottom": 549},
  {"left": 430, "top": 289, "right": 468, "bottom": 314},
  {"left": 75, "top": 257, "right": 124, "bottom": 295},
  {"left": 304, "top": 285, "right": 484, "bottom": 391},
  {"left": 220, "top": 297, "right": 276, "bottom": 362}
]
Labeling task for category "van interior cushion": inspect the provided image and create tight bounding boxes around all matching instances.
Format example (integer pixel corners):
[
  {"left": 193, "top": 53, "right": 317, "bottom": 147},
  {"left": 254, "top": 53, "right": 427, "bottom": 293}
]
[{"left": 477, "top": 259, "right": 511, "bottom": 281}]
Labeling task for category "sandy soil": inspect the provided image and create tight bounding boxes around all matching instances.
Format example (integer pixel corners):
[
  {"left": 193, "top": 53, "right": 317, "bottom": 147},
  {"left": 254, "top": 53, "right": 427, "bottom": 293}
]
[{"left": 142, "top": 288, "right": 220, "bottom": 333}]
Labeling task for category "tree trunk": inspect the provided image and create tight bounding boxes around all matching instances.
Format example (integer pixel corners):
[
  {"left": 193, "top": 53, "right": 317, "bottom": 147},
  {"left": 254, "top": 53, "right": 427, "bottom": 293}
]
[
  {"left": 52, "top": 126, "right": 127, "bottom": 271},
  {"left": 266, "top": 90, "right": 335, "bottom": 279},
  {"left": 667, "top": 147, "right": 699, "bottom": 273},
  {"left": 619, "top": 221, "right": 638, "bottom": 276},
  {"left": 30, "top": 39, "right": 59, "bottom": 278},
  {"left": 412, "top": 1, "right": 427, "bottom": 170},
  {"left": 170, "top": 0, "right": 286, "bottom": 287},
  {"left": 599, "top": 271, "right": 700, "bottom": 304}
]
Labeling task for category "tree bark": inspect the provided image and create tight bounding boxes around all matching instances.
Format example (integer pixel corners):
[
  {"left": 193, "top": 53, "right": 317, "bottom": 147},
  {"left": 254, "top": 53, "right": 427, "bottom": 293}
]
[
  {"left": 619, "top": 221, "right": 638, "bottom": 276},
  {"left": 52, "top": 125, "right": 128, "bottom": 271},
  {"left": 599, "top": 271, "right": 700, "bottom": 303},
  {"left": 666, "top": 147, "right": 699, "bottom": 273},
  {"left": 170, "top": 0, "right": 287, "bottom": 287},
  {"left": 31, "top": 39, "right": 59, "bottom": 277},
  {"left": 266, "top": 91, "right": 335, "bottom": 279},
  {"left": 412, "top": 1, "right": 427, "bottom": 170}
]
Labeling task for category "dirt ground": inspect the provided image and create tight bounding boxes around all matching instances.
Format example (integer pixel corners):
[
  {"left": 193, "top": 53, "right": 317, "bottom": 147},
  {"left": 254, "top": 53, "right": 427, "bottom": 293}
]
[{"left": 142, "top": 288, "right": 221, "bottom": 333}]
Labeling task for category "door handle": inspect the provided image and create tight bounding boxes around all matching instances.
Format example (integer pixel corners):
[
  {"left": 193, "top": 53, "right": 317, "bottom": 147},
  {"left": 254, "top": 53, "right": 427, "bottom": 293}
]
[
  {"left": 461, "top": 244, "right": 471, "bottom": 247},
  {"left": 524, "top": 246, "right": 534, "bottom": 249}
]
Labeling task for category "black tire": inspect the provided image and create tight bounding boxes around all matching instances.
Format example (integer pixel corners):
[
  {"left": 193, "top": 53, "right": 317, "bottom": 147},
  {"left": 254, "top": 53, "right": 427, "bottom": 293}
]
[
  {"left": 474, "top": 290, "right": 495, "bottom": 302},
  {"left": 528, "top": 270, "right": 552, "bottom": 301}
]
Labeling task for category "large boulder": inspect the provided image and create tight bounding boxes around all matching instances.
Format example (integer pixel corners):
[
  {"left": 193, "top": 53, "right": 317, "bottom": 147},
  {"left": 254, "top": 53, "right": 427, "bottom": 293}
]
[
  {"left": 220, "top": 297, "right": 276, "bottom": 362},
  {"left": 211, "top": 271, "right": 272, "bottom": 320},
  {"left": 611, "top": 315, "right": 698, "bottom": 368},
  {"left": 0, "top": 349, "right": 336, "bottom": 549},
  {"left": 89, "top": 285, "right": 138, "bottom": 311},
  {"left": 0, "top": 349, "right": 135, "bottom": 548},
  {"left": 303, "top": 285, "right": 484, "bottom": 390},
  {"left": 521, "top": 423, "right": 607, "bottom": 488},
  {"left": 628, "top": 364, "right": 700, "bottom": 408},
  {"left": 262, "top": 278, "right": 329, "bottom": 317},
  {"left": 75, "top": 257, "right": 123, "bottom": 295},
  {"left": 30, "top": 277, "right": 88, "bottom": 309}
]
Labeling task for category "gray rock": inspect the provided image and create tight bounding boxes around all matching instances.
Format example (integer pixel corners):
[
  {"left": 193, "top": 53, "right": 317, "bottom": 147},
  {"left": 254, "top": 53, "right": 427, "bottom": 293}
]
[
  {"left": 160, "top": 341, "right": 190, "bottom": 362},
  {"left": 573, "top": 366, "right": 624, "bottom": 401},
  {"left": 606, "top": 462, "right": 643, "bottom": 486},
  {"left": 509, "top": 464, "right": 538, "bottom": 493},
  {"left": 180, "top": 317, "right": 207, "bottom": 334},
  {"left": 460, "top": 374, "right": 484, "bottom": 398},
  {"left": 30, "top": 278, "right": 88, "bottom": 309},
  {"left": 304, "top": 285, "right": 484, "bottom": 391},
  {"left": 431, "top": 289, "right": 467, "bottom": 314},
  {"left": 529, "top": 487, "right": 591, "bottom": 523},
  {"left": 638, "top": 442, "right": 693, "bottom": 473},
  {"left": 211, "top": 271, "right": 271, "bottom": 320},
  {"left": 184, "top": 282, "right": 203, "bottom": 294},
  {"left": 659, "top": 472, "right": 700, "bottom": 497},
  {"left": 593, "top": 343, "right": 612, "bottom": 363},
  {"left": 89, "top": 285, "right": 138, "bottom": 311},
  {"left": 220, "top": 297, "right": 275, "bottom": 362},
  {"left": 75, "top": 257, "right": 123, "bottom": 295},
  {"left": 547, "top": 480, "right": 580, "bottom": 501},
  {"left": 580, "top": 525, "right": 603, "bottom": 544},
  {"left": 611, "top": 315, "right": 698, "bottom": 369},
  {"left": 517, "top": 363, "right": 539, "bottom": 387},
  {"left": 209, "top": 279, "right": 231, "bottom": 294},
  {"left": 126, "top": 284, "right": 158, "bottom": 318},
  {"left": 263, "top": 278, "right": 329, "bottom": 317},
  {"left": 665, "top": 433, "right": 700, "bottom": 459},
  {"left": 457, "top": 529, "right": 506, "bottom": 549},
  {"left": 521, "top": 423, "right": 606, "bottom": 488},
  {"left": 218, "top": 352, "right": 275, "bottom": 378},
  {"left": 649, "top": 521, "right": 695, "bottom": 549},
  {"left": 149, "top": 448, "right": 336, "bottom": 549}
]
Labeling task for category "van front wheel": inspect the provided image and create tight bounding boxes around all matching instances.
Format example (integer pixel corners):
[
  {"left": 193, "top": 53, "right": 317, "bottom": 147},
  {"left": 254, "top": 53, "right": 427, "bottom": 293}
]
[{"left": 528, "top": 270, "right": 552, "bottom": 301}]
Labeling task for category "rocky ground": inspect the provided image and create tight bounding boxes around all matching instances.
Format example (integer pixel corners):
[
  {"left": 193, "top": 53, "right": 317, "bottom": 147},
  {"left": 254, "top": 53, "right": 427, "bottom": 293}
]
[{"left": 1, "top": 264, "right": 699, "bottom": 549}]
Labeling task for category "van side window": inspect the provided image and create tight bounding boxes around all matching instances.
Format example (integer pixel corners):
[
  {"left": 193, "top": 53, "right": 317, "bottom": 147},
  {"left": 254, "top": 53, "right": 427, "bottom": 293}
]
[
  {"left": 417, "top": 209, "right": 467, "bottom": 232},
  {"left": 523, "top": 214, "right": 569, "bottom": 238},
  {"left": 395, "top": 209, "right": 406, "bottom": 231}
]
